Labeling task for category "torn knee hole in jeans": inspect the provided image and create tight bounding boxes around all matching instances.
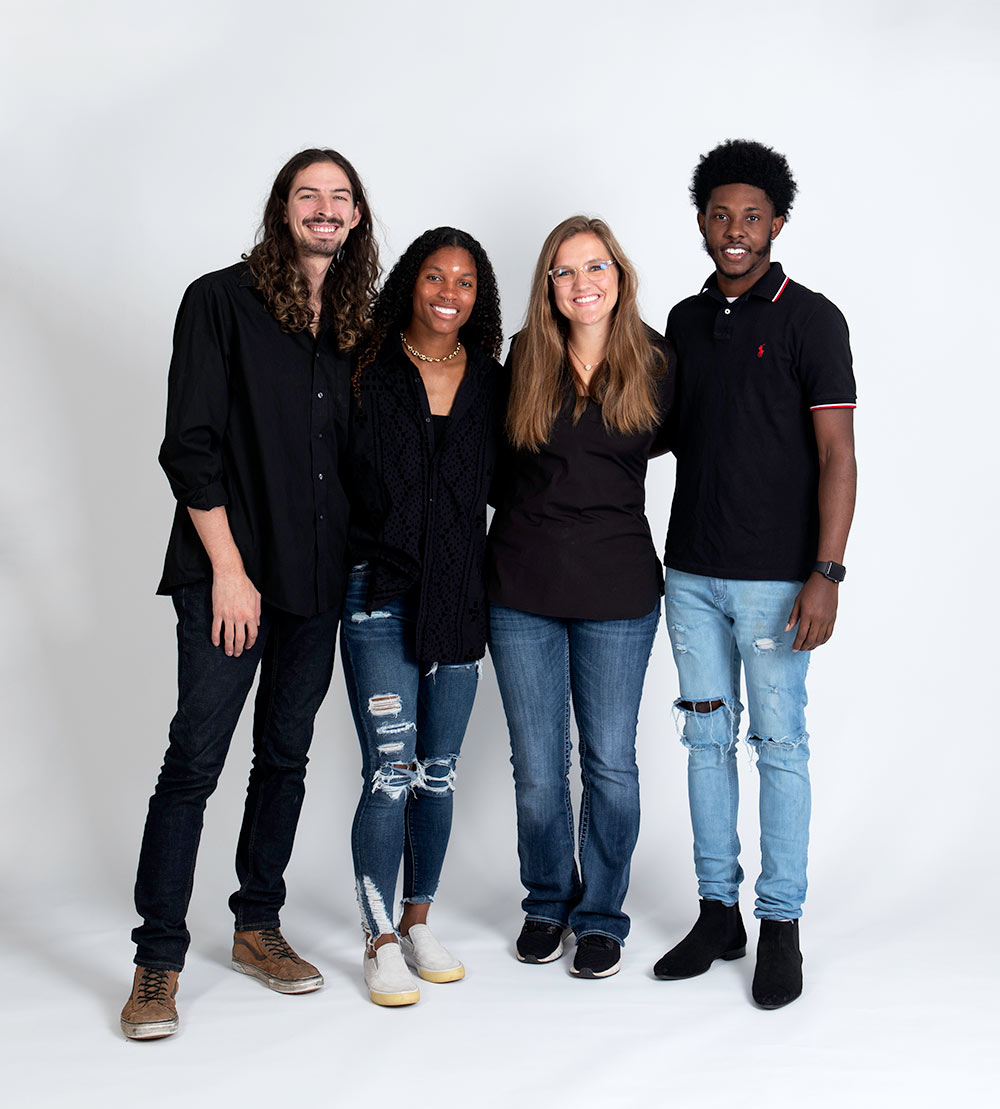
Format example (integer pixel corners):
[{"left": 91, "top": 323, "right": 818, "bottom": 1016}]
[
  {"left": 747, "top": 732, "right": 809, "bottom": 752},
  {"left": 415, "top": 755, "right": 459, "bottom": 794},
  {"left": 351, "top": 610, "right": 392, "bottom": 623},
  {"left": 678, "top": 698, "right": 724, "bottom": 713},
  {"left": 370, "top": 759, "right": 416, "bottom": 799},
  {"left": 673, "top": 696, "right": 739, "bottom": 754}
]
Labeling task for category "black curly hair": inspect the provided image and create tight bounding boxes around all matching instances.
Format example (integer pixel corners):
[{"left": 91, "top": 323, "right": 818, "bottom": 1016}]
[
  {"left": 690, "top": 139, "right": 798, "bottom": 220},
  {"left": 354, "top": 227, "right": 503, "bottom": 391}
]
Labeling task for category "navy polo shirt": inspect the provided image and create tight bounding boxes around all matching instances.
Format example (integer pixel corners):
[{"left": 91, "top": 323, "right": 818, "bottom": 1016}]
[{"left": 663, "top": 262, "right": 856, "bottom": 583}]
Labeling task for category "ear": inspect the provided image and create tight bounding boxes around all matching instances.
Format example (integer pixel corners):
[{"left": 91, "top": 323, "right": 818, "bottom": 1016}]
[
  {"left": 769, "top": 215, "right": 785, "bottom": 241},
  {"left": 349, "top": 203, "right": 362, "bottom": 231},
  {"left": 697, "top": 211, "right": 707, "bottom": 239}
]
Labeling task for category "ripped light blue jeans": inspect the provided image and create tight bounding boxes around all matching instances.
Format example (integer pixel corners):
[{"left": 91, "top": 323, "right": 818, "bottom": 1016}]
[
  {"left": 341, "top": 566, "right": 479, "bottom": 938},
  {"left": 664, "top": 569, "right": 811, "bottom": 920}
]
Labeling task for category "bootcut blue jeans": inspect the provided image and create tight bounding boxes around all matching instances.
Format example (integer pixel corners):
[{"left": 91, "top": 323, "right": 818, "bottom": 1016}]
[
  {"left": 341, "top": 566, "right": 480, "bottom": 939},
  {"left": 664, "top": 568, "right": 812, "bottom": 920},
  {"left": 488, "top": 602, "right": 659, "bottom": 944}
]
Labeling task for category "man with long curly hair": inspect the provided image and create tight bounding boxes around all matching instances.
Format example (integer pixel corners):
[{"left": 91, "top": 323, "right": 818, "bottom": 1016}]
[
  {"left": 121, "top": 148, "right": 379, "bottom": 1039},
  {"left": 654, "top": 139, "right": 857, "bottom": 1009}
]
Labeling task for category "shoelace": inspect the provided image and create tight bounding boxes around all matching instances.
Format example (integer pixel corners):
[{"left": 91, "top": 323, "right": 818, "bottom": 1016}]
[
  {"left": 136, "top": 967, "right": 173, "bottom": 1003},
  {"left": 258, "top": 928, "right": 298, "bottom": 961}
]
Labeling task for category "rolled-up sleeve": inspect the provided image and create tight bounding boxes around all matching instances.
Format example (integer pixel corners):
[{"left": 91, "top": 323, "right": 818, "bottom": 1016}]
[{"left": 158, "top": 276, "right": 231, "bottom": 509}]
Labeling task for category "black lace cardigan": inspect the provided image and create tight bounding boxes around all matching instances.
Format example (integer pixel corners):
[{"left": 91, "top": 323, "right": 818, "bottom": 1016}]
[{"left": 345, "top": 338, "right": 503, "bottom": 665}]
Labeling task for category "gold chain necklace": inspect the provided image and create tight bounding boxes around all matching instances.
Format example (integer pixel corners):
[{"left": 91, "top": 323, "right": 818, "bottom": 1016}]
[{"left": 401, "top": 331, "right": 463, "bottom": 363}]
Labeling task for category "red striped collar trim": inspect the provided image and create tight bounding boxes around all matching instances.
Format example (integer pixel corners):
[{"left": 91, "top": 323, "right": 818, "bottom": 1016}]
[{"left": 771, "top": 276, "right": 790, "bottom": 303}]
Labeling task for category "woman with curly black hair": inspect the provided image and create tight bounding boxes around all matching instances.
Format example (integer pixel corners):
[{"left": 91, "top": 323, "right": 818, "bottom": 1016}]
[{"left": 341, "top": 227, "right": 503, "bottom": 1007}]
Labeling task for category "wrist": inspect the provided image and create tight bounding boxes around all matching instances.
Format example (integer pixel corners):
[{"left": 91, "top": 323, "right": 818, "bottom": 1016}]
[{"left": 812, "top": 560, "right": 846, "bottom": 583}]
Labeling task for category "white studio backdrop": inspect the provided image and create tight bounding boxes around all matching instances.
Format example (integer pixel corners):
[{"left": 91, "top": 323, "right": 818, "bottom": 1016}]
[{"left": 1, "top": 1, "right": 997, "bottom": 1105}]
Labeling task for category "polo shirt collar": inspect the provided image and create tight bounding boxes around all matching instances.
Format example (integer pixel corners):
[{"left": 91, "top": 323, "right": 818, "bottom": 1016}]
[{"left": 700, "top": 261, "right": 789, "bottom": 303}]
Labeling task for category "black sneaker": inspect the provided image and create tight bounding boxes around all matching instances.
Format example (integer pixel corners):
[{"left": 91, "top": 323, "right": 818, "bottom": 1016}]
[
  {"left": 570, "top": 934, "right": 621, "bottom": 978},
  {"left": 516, "top": 920, "right": 565, "bottom": 963}
]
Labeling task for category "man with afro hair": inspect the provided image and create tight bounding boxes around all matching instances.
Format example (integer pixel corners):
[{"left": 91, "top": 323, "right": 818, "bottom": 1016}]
[{"left": 654, "top": 139, "right": 857, "bottom": 1009}]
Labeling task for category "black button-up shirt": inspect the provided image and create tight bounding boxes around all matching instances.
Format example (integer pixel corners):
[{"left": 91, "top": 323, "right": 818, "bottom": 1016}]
[
  {"left": 487, "top": 333, "right": 675, "bottom": 621},
  {"left": 156, "top": 262, "right": 350, "bottom": 617},
  {"left": 664, "top": 263, "right": 856, "bottom": 583}
]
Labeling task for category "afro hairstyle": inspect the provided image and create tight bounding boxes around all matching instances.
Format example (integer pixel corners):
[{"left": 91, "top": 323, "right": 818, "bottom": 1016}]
[{"left": 690, "top": 139, "right": 798, "bottom": 220}]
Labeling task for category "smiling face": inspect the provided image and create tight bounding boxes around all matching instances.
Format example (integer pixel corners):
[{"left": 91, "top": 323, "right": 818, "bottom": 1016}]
[
  {"left": 550, "top": 231, "right": 619, "bottom": 333},
  {"left": 698, "top": 182, "right": 784, "bottom": 296},
  {"left": 283, "top": 161, "right": 362, "bottom": 260},
  {"left": 408, "top": 246, "right": 478, "bottom": 342}
]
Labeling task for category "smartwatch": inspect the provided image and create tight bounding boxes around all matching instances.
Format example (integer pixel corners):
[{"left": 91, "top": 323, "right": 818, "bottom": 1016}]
[{"left": 813, "top": 560, "right": 846, "bottom": 583}]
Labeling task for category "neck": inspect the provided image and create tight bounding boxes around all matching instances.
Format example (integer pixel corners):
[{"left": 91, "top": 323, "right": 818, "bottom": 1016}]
[
  {"left": 566, "top": 318, "right": 611, "bottom": 362},
  {"left": 296, "top": 253, "right": 332, "bottom": 303}
]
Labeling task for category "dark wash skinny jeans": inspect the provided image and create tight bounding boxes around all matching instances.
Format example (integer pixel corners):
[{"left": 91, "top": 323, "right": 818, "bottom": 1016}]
[{"left": 132, "top": 582, "right": 340, "bottom": 970}]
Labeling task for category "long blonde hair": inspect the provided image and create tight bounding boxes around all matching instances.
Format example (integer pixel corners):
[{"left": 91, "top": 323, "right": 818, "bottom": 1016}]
[{"left": 507, "top": 216, "right": 664, "bottom": 452}]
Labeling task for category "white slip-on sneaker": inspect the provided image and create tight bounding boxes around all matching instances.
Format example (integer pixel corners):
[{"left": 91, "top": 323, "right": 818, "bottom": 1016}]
[
  {"left": 363, "top": 943, "right": 420, "bottom": 1006},
  {"left": 399, "top": 923, "right": 465, "bottom": 983}
]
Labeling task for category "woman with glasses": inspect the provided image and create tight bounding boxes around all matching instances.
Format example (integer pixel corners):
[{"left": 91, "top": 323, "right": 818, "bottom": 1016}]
[
  {"left": 488, "top": 215, "right": 674, "bottom": 979},
  {"left": 344, "top": 227, "right": 503, "bottom": 1006}
]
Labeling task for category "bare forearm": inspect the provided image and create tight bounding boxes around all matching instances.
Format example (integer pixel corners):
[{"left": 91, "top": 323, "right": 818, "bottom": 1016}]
[
  {"left": 815, "top": 447, "right": 857, "bottom": 565},
  {"left": 186, "top": 506, "right": 245, "bottom": 575}
]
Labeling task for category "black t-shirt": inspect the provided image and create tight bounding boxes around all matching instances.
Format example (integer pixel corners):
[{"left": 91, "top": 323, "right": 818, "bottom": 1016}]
[
  {"left": 487, "top": 336, "right": 675, "bottom": 620},
  {"left": 664, "top": 263, "right": 856, "bottom": 583},
  {"left": 156, "top": 263, "right": 350, "bottom": 617}
]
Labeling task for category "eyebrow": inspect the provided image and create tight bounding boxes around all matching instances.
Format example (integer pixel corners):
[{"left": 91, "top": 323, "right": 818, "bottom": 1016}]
[
  {"left": 710, "top": 203, "right": 762, "bottom": 212},
  {"left": 293, "top": 186, "right": 353, "bottom": 197}
]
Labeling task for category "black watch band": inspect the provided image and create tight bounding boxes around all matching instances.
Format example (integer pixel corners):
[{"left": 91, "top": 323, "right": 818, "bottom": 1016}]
[{"left": 813, "top": 560, "right": 846, "bottom": 583}]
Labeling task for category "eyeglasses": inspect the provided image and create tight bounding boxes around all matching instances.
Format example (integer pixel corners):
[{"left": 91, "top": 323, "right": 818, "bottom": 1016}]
[{"left": 547, "top": 259, "right": 616, "bottom": 286}]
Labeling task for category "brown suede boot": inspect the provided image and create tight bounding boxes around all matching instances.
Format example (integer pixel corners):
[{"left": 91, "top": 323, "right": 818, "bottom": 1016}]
[
  {"left": 232, "top": 928, "right": 324, "bottom": 993},
  {"left": 120, "top": 966, "right": 180, "bottom": 1040}
]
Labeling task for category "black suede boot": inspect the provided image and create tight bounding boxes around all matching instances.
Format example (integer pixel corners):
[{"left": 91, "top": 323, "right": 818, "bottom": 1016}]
[
  {"left": 752, "top": 919, "right": 803, "bottom": 1009},
  {"left": 653, "top": 899, "right": 747, "bottom": 979}
]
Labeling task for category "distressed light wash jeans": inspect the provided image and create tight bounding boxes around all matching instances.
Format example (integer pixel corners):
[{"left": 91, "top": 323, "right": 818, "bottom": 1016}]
[
  {"left": 341, "top": 566, "right": 480, "bottom": 939},
  {"left": 664, "top": 568, "right": 811, "bottom": 920},
  {"left": 488, "top": 602, "right": 659, "bottom": 944}
]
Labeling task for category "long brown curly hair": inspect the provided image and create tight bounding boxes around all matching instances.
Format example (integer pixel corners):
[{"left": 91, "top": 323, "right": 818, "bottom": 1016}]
[
  {"left": 242, "top": 148, "right": 380, "bottom": 349},
  {"left": 507, "top": 215, "right": 665, "bottom": 452}
]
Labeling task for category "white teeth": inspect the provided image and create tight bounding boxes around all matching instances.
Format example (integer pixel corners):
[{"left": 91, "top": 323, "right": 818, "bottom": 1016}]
[
  {"left": 433, "top": 306, "right": 458, "bottom": 315},
  {"left": 725, "top": 248, "right": 747, "bottom": 255},
  {"left": 574, "top": 294, "right": 599, "bottom": 304}
]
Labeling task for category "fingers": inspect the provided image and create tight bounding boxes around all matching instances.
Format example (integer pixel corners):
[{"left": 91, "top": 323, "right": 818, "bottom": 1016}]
[
  {"left": 224, "top": 616, "right": 237, "bottom": 657},
  {"left": 793, "top": 615, "right": 836, "bottom": 652},
  {"left": 212, "top": 579, "right": 261, "bottom": 657}
]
